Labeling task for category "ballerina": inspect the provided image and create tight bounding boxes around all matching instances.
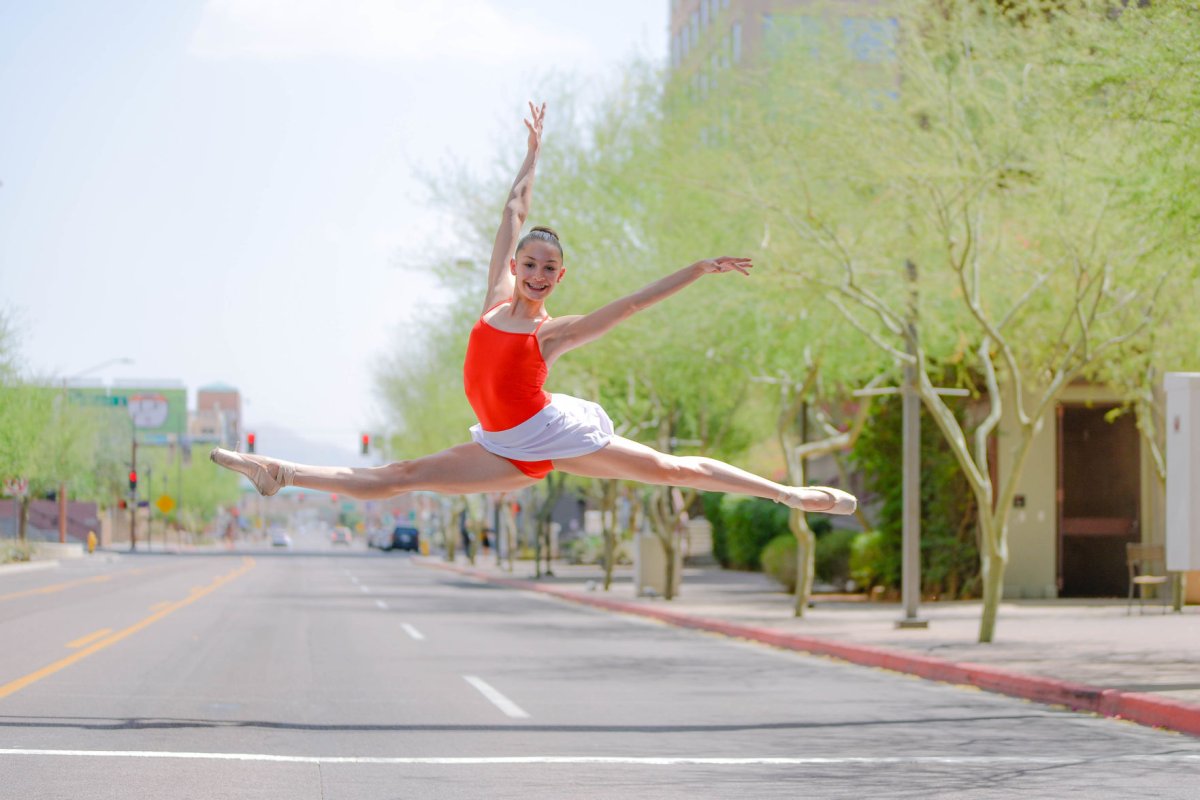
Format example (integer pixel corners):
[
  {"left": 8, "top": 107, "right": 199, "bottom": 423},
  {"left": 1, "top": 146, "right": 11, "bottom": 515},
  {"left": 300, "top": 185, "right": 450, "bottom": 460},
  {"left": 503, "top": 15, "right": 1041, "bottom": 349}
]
[{"left": 211, "top": 102, "right": 855, "bottom": 515}]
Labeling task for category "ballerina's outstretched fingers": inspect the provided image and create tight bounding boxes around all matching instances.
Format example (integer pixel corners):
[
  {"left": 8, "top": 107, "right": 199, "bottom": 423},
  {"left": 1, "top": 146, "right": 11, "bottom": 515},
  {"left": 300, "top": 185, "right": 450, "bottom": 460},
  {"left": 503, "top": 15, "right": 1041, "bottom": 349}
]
[{"left": 210, "top": 101, "right": 856, "bottom": 515}]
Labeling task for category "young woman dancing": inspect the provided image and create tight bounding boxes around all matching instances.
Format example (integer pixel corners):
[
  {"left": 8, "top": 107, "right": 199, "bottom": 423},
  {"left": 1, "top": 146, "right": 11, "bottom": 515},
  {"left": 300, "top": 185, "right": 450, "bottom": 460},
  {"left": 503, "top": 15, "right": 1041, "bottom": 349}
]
[{"left": 211, "top": 103, "right": 856, "bottom": 515}]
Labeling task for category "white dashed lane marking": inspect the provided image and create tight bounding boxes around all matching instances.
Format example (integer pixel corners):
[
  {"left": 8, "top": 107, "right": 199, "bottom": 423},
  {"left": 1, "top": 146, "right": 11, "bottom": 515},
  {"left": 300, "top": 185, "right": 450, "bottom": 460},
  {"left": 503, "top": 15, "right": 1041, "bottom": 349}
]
[{"left": 463, "top": 676, "right": 529, "bottom": 719}]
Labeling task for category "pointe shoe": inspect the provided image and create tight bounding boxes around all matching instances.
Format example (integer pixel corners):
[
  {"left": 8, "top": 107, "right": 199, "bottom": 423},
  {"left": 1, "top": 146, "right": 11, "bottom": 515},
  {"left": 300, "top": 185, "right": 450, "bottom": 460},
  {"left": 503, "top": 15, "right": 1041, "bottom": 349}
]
[
  {"left": 777, "top": 486, "right": 858, "bottom": 515},
  {"left": 209, "top": 448, "right": 295, "bottom": 497}
]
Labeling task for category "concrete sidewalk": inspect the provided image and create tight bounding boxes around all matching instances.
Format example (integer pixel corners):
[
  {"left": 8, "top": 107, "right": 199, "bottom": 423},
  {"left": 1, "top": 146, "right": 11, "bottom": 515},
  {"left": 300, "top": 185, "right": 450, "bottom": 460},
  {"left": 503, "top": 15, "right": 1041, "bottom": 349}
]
[{"left": 419, "top": 556, "right": 1200, "bottom": 738}]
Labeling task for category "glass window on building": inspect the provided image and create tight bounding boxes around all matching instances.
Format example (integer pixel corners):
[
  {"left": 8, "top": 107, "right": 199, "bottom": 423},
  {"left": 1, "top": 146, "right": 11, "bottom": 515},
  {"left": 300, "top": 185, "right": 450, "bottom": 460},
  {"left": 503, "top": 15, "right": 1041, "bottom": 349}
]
[
  {"left": 691, "top": 10, "right": 700, "bottom": 44},
  {"left": 765, "top": 14, "right": 824, "bottom": 61},
  {"left": 701, "top": 0, "right": 709, "bottom": 28},
  {"left": 842, "top": 17, "right": 899, "bottom": 63},
  {"left": 732, "top": 20, "right": 742, "bottom": 63}
]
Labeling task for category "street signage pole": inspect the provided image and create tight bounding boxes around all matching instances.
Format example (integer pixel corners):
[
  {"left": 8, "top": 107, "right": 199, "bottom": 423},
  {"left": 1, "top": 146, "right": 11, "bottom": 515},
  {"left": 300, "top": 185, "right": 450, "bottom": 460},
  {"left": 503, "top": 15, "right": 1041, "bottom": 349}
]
[{"left": 853, "top": 260, "right": 969, "bottom": 630}]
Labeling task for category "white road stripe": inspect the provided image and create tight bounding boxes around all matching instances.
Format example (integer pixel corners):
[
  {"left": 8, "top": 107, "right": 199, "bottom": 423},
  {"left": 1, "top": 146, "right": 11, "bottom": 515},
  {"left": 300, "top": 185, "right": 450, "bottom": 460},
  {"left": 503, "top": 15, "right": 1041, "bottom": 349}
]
[
  {"left": 400, "top": 623, "right": 424, "bottom": 641},
  {"left": 350, "top": 576, "right": 359, "bottom": 584},
  {"left": 375, "top": 600, "right": 388, "bottom": 610},
  {"left": 463, "top": 676, "right": 530, "bottom": 719},
  {"left": 2, "top": 750, "right": 1199, "bottom": 766},
  {"left": 359, "top": 586, "right": 370, "bottom": 594}
]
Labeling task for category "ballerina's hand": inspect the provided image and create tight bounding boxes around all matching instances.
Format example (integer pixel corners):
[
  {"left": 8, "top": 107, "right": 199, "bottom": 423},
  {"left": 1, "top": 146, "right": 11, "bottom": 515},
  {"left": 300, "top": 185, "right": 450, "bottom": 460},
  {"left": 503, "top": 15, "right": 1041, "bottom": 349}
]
[
  {"left": 697, "top": 256, "right": 753, "bottom": 276},
  {"left": 524, "top": 101, "right": 546, "bottom": 151}
]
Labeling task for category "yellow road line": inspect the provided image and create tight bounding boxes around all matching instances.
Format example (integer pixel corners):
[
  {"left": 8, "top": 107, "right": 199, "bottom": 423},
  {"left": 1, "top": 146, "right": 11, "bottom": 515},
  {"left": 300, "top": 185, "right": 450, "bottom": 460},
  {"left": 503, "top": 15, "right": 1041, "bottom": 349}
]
[
  {"left": 148, "top": 601, "right": 171, "bottom": 611},
  {"left": 0, "top": 574, "right": 113, "bottom": 602},
  {"left": 0, "top": 557, "right": 255, "bottom": 701},
  {"left": 0, "top": 563, "right": 172, "bottom": 604},
  {"left": 66, "top": 628, "right": 114, "bottom": 649}
]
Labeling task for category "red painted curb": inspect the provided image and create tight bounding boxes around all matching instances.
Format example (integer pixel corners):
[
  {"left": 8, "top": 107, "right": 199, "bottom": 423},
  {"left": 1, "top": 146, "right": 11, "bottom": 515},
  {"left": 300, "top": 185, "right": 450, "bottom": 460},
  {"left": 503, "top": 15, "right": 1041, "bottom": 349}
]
[{"left": 421, "top": 560, "right": 1200, "bottom": 738}]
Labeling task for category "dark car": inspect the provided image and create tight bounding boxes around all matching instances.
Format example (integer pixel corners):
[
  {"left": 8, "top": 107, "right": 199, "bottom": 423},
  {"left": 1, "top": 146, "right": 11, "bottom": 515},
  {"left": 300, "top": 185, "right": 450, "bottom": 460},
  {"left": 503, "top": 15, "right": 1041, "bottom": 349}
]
[{"left": 382, "top": 525, "right": 420, "bottom": 552}]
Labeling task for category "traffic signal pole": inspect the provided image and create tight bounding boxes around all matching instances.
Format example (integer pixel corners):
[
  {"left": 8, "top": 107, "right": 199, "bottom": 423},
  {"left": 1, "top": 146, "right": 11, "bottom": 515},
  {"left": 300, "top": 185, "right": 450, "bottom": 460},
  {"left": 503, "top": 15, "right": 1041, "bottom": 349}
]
[{"left": 130, "top": 438, "right": 138, "bottom": 552}]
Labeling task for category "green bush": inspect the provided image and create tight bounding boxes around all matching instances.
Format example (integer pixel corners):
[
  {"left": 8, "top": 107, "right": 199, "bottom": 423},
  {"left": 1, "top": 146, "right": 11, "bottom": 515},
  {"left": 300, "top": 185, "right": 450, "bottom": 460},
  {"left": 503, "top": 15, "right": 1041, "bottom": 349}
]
[
  {"left": 852, "top": 390, "right": 981, "bottom": 598},
  {"left": 724, "top": 496, "right": 790, "bottom": 570},
  {"left": 0, "top": 540, "right": 35, "bottom": 564},
  {"left": 815, "top": 528, "right": 858, "bottom": 587},
  {"left": 702, "top": 492, "right": 730, "bottom": 567},
  {"left": 849, "top": 529, "right": 898, "bottom": 592},
  {"left": 761, "top": 534, "right": 798, "bottom": 592}
]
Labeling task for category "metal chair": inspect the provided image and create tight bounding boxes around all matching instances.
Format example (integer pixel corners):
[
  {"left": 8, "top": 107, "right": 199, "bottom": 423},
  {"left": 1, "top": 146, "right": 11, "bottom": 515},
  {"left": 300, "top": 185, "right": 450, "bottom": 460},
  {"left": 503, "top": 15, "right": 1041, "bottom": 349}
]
[{"left": 1126, "top": 543, "right": 1170, "bottom": 615}]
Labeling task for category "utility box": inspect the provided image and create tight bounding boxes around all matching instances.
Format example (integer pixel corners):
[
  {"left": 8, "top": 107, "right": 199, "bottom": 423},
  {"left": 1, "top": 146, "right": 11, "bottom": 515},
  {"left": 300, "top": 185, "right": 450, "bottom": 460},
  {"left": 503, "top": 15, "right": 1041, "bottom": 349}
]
[
  {"left": 634, "top": 532, "right": 682, "bottom": 598},
  {"left": 1165, "top": 372, "right": 1200, "bottom": 572}
]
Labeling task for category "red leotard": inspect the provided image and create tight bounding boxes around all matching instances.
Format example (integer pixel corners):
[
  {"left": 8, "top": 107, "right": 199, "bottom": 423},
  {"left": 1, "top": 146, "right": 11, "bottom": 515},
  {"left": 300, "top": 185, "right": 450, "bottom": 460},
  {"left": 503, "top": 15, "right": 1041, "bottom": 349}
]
[{"left": 462, "top": 301, "right": 554, "bottom": 479}]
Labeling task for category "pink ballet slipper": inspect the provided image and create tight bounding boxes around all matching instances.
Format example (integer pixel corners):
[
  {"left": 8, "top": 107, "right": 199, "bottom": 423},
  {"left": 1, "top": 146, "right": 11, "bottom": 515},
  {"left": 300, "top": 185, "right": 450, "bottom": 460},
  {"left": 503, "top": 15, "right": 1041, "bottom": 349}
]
[
  {"left": 209, "top": 448, "right": 295, "bottom": 497},
  {"left": 776, "top": 486, "right": 857, "bottom": 515}
]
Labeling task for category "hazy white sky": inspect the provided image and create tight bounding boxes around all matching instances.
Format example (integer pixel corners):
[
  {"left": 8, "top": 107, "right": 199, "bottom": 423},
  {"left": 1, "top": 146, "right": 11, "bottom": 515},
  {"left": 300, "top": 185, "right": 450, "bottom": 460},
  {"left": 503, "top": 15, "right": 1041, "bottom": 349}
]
[{"left": 0, "top": 0, "right": 666, "bottom": 458}]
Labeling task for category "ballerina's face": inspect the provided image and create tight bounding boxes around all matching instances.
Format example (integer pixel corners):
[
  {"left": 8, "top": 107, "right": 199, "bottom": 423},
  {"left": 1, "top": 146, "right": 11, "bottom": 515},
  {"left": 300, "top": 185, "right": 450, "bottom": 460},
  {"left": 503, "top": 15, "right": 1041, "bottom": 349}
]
[{"left": 511, "top": 240, "right": 565, "bottom": 302}]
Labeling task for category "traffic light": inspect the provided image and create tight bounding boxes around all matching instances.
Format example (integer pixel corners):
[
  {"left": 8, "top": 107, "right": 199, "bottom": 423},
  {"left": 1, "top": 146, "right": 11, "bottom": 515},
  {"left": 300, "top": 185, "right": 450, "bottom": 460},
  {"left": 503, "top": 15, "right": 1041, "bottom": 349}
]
[
  {"left": 247, "top": 432, "right": 256, "bottom": 454},
  {"left": 361, "top": 433, "right": 369, "bottom": 455},
  {"left": 128, "top": 470, "right": 137, "bottom": 492}
]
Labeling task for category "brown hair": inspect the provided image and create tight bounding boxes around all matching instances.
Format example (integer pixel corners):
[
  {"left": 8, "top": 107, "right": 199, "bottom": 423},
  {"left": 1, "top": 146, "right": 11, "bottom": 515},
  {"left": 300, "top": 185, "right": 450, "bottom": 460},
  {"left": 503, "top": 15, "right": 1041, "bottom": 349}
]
[{"left": 516, "top": 226, "right": 564, "bottom": 258}]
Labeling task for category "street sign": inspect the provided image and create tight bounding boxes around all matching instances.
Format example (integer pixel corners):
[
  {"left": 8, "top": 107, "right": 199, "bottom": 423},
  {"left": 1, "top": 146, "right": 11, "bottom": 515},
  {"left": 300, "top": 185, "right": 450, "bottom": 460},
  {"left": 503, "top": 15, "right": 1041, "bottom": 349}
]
[{"left": 156, "top": 495, "right": 176, "bottom": 514}]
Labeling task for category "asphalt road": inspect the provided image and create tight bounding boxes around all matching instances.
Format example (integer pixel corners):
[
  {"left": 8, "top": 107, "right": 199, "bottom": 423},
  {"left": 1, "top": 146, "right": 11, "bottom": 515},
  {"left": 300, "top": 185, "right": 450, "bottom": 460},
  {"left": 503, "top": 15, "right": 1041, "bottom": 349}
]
[{"left": 2, "top": 540, "right": 1199, "bottom": 799}]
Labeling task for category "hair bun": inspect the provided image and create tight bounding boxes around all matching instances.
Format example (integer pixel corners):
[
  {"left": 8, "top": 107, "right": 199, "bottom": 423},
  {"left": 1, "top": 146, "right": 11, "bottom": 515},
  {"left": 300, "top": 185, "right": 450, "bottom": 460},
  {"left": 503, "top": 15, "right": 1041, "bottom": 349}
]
[{"left": 529, "top": 225, "right": 560, "bottom": 240}]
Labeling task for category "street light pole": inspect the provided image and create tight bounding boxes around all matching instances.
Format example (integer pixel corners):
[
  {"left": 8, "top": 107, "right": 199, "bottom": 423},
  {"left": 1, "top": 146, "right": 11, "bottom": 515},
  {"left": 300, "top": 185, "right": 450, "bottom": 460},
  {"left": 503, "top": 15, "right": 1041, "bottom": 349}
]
[{"left": 898, "top": 260, "right": 927, "bottom": 629}]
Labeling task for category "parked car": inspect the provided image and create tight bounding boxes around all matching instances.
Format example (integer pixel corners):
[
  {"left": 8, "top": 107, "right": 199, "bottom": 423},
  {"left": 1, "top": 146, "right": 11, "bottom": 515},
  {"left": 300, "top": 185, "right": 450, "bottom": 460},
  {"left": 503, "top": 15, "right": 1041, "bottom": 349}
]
[
  {"left": 330, "top": 526, "right": 352, "bottom": 546},
  {"left": 379, "top": 525, "right": 420, "bottom": 552},
  {"left": 269, "top": 528, "right": 292, "bottom": 548}
]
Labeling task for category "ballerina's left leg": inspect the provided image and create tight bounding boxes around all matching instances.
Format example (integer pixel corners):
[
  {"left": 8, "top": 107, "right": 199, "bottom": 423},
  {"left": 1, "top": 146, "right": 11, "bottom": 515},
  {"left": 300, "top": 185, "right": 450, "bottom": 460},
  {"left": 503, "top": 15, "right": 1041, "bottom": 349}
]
[{"left": 555, "top": 436, "right": 855, "bottom": 513}]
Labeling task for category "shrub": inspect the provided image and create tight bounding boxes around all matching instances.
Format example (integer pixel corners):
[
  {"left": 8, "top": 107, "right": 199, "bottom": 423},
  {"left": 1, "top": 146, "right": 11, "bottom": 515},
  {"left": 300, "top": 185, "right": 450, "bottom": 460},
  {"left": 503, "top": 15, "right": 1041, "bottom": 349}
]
[
  {"left": 761, "top": 534, "right": 798, "bottom": 592},
  {"left": 849, "top": 529, "right": 898, "bottom": 592},
  {"left": 852, "top": 391, "right": 981, "bottom": 598},
  {"left": 724, "top": 496, "right": 790, "bottom": 570},
  {"left": 0, "top": 540, "right": 35, "bottom": 564},
  {"left": 815, "top": 528, "right": 858, "bottom": 588}
]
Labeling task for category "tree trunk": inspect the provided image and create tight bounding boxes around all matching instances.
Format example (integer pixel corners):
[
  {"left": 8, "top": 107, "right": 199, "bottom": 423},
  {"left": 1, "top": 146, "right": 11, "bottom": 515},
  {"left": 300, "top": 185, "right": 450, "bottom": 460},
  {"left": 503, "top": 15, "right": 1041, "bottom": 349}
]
[
  {"left": 443, "top": 498, "right": 461, "bottom": 562},
  {"left": 600, "top": 479, "right": 618, "bottom": 591},
  {"left": 663, "top": 534, "right": 678, "bottom": 600},
  {"left": 647, "top": 486, "right": 687, "bottom": 600},
  {"left": 535, "top": 474, "right": 565, "bottom": 578},
  {"left": 978, "top": 541, "right": 1007, "bottom": 643},
  {"left": 790, "top": 509, "right": 816, "bottom": 617},
  {"left": 18, "top": 495, "right": 29, "bottom": 544}
]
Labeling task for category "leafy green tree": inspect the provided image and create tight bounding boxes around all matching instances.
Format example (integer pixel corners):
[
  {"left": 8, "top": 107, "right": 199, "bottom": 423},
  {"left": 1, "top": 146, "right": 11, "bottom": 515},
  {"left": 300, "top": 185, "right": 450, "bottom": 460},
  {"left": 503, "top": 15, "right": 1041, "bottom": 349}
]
[{"left": 730, "top": 0, "right": 1195, "bottom": 640}]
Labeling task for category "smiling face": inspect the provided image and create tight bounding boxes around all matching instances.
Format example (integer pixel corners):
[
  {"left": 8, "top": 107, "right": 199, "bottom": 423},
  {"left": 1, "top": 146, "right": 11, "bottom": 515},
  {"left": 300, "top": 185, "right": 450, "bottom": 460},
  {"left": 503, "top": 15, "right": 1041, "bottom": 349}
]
[{"left": 511, "top": 239, "right": 565, "bottom": 303}]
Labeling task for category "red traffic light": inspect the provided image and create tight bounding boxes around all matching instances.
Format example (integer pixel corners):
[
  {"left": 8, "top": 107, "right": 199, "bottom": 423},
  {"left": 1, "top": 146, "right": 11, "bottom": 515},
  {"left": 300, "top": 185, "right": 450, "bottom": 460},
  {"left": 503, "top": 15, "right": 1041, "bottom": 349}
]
[
  {"left": 128, "top": 470, "right": 138, "bottom": 491},
  {"left": 361, "top": 433, "right": 369, "bottom": 455},
  {"left": 247, "top": 432, "right": 256, "bottom": 454}
]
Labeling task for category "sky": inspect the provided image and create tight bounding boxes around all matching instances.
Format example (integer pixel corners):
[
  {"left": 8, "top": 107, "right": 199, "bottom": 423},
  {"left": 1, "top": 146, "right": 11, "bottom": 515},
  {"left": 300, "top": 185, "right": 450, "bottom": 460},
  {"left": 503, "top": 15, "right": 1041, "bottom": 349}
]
[{"left": 0, "top": 0, "right": 667, "bottom": 463}]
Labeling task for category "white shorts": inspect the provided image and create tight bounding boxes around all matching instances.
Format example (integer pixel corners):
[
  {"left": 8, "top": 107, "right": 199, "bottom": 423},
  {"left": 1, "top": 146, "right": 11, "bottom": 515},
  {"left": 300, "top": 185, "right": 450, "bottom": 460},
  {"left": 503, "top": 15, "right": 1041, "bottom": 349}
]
[{"left": 470, "top": 393, "right": 614, "bottom": 462}]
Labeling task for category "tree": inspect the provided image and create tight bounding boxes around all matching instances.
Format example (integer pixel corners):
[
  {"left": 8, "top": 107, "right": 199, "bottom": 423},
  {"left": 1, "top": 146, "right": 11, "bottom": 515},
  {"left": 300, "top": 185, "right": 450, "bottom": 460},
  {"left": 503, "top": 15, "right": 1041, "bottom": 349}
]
[{"left": 732, "top": 0, "right": 1194, "bottom": 641}]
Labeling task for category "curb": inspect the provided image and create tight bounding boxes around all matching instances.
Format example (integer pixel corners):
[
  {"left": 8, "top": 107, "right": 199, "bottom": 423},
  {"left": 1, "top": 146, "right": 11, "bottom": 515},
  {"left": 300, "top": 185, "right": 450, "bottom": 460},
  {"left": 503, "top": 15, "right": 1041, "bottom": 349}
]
[
  {"left": 0, "top": 560, "right": 60, "bottom": 577},
  {"left": 420, "top": 559, "right": 1200, "bottom": 739}
]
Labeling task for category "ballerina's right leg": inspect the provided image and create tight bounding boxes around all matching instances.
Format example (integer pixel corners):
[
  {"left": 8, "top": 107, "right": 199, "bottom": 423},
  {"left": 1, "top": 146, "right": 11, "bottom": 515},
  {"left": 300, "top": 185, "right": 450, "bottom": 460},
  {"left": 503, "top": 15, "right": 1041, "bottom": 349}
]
[{"left": 213, "top": 443, "right": 536, "bottom": 500}]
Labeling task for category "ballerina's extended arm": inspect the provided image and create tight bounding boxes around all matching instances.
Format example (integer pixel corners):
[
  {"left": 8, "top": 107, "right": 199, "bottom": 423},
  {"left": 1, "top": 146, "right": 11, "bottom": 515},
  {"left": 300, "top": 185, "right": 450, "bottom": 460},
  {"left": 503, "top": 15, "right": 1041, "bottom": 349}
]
[
  {"left": 538, "top": 256, "right": 753, "bottom": 365},
  {"left": 482, "top": 101, "right": 546, "bottom": 314}
]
